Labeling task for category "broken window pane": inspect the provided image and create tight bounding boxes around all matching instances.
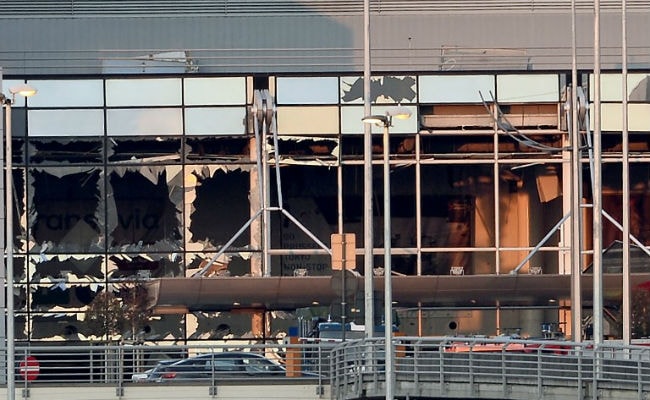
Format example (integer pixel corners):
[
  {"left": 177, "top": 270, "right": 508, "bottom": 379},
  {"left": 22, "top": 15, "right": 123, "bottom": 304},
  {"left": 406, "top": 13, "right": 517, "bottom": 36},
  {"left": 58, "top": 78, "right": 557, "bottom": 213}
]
[
  {"left": 30, "top": 313, "right": 85, "bottom": 340},
  {"left": 28, "top": 137, "right": 103, "bottom": 164},
  {"left": 187, "top": 312, "right": 253, "bottom": 340},
  {"left": 421, "top": 165, "right": 495, "bottom": 251},
  {"left": 186, "top": 252, "right": 250, "bottom": 278},
  {"left": 30, "top": 255, "right": 105, "bottom": 283},
  {"left": 14, "top": 314, "right": 28, "bottom": 341},
  {"left": 187, "top": 166, "right": 250, "bottom": 250},
  {"left": 107, "top": 253, "right": 183, "bottom": 279},
  {"left": 28, "top": 167, "right": 104, "bottom": 252},
  {"left": 107, "top": 167, "right": 182, "bottom": 251},
  {"left": 185, "top": 136, "right": 251, "bottom": 163},
  {"left": 30, "top": 283, "right": 99, "bottom": 312},
  {"left": 11, "top": 169, "right": 27, "bottom": 252},
  {"left": 273, "top": 136, "right": 338, "bottom": 161},
  {"left": 107, "top": 136, "right": 181, "bottom": 163}
]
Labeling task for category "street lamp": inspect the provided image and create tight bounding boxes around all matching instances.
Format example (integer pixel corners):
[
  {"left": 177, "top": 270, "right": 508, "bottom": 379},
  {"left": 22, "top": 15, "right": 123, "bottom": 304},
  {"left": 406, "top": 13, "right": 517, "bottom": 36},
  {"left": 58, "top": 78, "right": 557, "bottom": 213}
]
[
  {"left": 2, "top": 82, "right": 37, "bottom": 400},
  {"left": 362, "top": 105, "right": 411, "bottom": 400}
]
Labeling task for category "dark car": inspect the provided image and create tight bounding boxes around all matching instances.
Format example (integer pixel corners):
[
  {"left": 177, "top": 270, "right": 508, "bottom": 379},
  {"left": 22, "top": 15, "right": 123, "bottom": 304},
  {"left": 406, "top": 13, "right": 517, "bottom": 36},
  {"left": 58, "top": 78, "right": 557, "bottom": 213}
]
[{"left": 151, "top": 352, "right": 289, "bottom": 382}]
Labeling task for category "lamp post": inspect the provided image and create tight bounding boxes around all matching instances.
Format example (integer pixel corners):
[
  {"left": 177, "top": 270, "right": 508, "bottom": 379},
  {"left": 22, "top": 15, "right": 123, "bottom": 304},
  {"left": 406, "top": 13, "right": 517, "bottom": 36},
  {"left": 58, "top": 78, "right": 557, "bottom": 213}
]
[
  {"left": 2, "top": 83, "right": 36, "bottom": 400},
  {"left": 363, "top": 106, "right": 411, "bottom": 400}
]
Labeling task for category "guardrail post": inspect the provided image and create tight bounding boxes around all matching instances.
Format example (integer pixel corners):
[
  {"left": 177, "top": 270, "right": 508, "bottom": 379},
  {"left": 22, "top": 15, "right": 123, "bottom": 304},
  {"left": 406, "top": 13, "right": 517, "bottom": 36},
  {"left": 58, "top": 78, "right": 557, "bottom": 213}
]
[
  {"left": 537, "top": 345, "right": 543, "bottom": 397},
  {"left": 501, "top": 347, "right": 507, "bottom": 397}
]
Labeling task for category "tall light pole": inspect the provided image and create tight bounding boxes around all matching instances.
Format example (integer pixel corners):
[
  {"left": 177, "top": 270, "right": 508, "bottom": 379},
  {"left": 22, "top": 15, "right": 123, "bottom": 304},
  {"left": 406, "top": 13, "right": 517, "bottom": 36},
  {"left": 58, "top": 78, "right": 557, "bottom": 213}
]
[
  {"left": 363, "top": 106, "right": 411, "bottom": 400},
  {"left": 2, "top": 82, "right": 37, "bottom": 400},
  {"left": 362, "top": 0, "right": 374, "bottom": 340}
]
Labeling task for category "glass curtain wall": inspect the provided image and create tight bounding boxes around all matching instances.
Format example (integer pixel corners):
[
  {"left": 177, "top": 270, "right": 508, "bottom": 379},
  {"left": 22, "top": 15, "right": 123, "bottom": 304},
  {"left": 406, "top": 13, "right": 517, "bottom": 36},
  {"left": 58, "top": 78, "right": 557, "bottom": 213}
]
[{"left": 7, "top": 71, "right": 649, "bottom": 343}]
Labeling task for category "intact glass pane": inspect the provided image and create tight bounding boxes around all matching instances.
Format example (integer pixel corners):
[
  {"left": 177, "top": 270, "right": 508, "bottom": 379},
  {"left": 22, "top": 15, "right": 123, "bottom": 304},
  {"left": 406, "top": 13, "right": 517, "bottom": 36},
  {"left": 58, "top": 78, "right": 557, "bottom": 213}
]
[
  {"left": 27, "top": 80, "right": 104, "bottom": 107},
  {"left": 419, "top": 75, "right": 495, "bottom": 103},
  {"left": 107, "top": 108, "right": 182, "bottom": 136},
  {"left": 341, "top": 105, "right": 418, "bottom": 135},
  {"left": 185, "top": 107, "right": 247, "bottom": 135},
  {"left": 184, "top": 77, "right": 246, "bottom": 105},
  {"left": 276, "top": 77, "right": 339, "bottom": 105},
  {"left": 28, "top": 109, "right": 104, "bottom": 137},
  {"left": 276, "top": 106, "right": 339, "bottom": 135},
  {"left": 597, "top": 103, "right": 650, "bottom": 132},
  {"left": 340, "top": 105, "right": 364, "bottom": 134},
  {"left": 106, "top": 78, "right": 181, "bottom": 106},
  {"left": 497, "top": 74, "right": 559, "bottom": 103}
]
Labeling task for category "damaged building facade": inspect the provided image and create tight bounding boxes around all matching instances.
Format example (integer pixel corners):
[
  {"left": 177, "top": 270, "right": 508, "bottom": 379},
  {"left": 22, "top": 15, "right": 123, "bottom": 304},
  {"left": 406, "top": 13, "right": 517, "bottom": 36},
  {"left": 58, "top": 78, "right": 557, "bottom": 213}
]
[{"left": 1, "top": 0, "right": 650, "bottom": 344}]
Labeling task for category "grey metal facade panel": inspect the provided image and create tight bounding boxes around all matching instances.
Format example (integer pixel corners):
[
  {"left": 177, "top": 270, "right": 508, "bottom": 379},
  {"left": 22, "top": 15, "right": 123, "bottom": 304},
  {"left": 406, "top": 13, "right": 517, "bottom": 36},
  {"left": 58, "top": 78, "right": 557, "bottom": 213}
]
[
  {"left": 1, "top": 0, "right": 649, "bottom": 17},
  {"left": 0, "top": 8, "right": 648, "bottom": 75}
]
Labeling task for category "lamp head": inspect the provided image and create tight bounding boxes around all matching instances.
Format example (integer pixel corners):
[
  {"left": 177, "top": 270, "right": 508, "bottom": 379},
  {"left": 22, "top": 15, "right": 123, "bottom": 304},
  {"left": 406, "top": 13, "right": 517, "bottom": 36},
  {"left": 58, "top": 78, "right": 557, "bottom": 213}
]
[
  {"left": 9, "top": 83, "right": 37, "bottom": 98},
  {"left": 362, "top": 114, "right": 389, "bottom": 127},
  {"left": 385, "top": 105, "right": 412, "bottom": 120}
]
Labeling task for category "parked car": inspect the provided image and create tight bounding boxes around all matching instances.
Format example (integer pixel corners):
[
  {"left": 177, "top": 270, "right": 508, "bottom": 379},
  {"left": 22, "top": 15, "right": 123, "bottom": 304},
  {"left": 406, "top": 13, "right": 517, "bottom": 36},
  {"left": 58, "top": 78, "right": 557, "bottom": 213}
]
[
  {"left": 151, "top": 352, "right": 290, "bottom": 382},
  {"left": 131, "top": 359, "right": 179, "bottom": 382}
]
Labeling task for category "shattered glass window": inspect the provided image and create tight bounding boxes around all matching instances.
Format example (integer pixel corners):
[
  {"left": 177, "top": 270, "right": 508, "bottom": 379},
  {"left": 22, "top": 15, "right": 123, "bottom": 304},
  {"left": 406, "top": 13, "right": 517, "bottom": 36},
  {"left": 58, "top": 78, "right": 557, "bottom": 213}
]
[
  {"left": 28, "top": 137, "right": 103, "bottom": 165},
  {"left": 107, "top": 136, "right": 181, "bottom": 163},
  {"left": 186, "top": 166, "right": 250, "bottom": 249},
  {"left": 30, "top": 255, "right": 105, "bottom": 283},
  {"left": 269, "top": 165, "right": 336, "bottom": 276},
  {"left": 107, "top": 253, "right": 183, "bottom": 279},
  {"left": 185, "top": 136, "right": 251, "bottom": 163},
  {"left": 28, "top": 167, "right": 104, "bottom": 253},
  {"left": 107, "top": 167, "right": 182, "bottom": 251}
]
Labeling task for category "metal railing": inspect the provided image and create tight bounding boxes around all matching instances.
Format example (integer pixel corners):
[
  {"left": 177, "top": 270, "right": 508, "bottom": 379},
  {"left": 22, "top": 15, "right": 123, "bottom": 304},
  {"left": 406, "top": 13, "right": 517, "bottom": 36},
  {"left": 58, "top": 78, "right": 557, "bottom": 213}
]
[
  {"left": 1, "top": 342, "right": 332, "bottom": 388},
  {"left": 3, "top": 337, "right": 650, "bottom": 400},
  {"left": 330, "top": 337, "right": 650, "bottom": 400}
]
